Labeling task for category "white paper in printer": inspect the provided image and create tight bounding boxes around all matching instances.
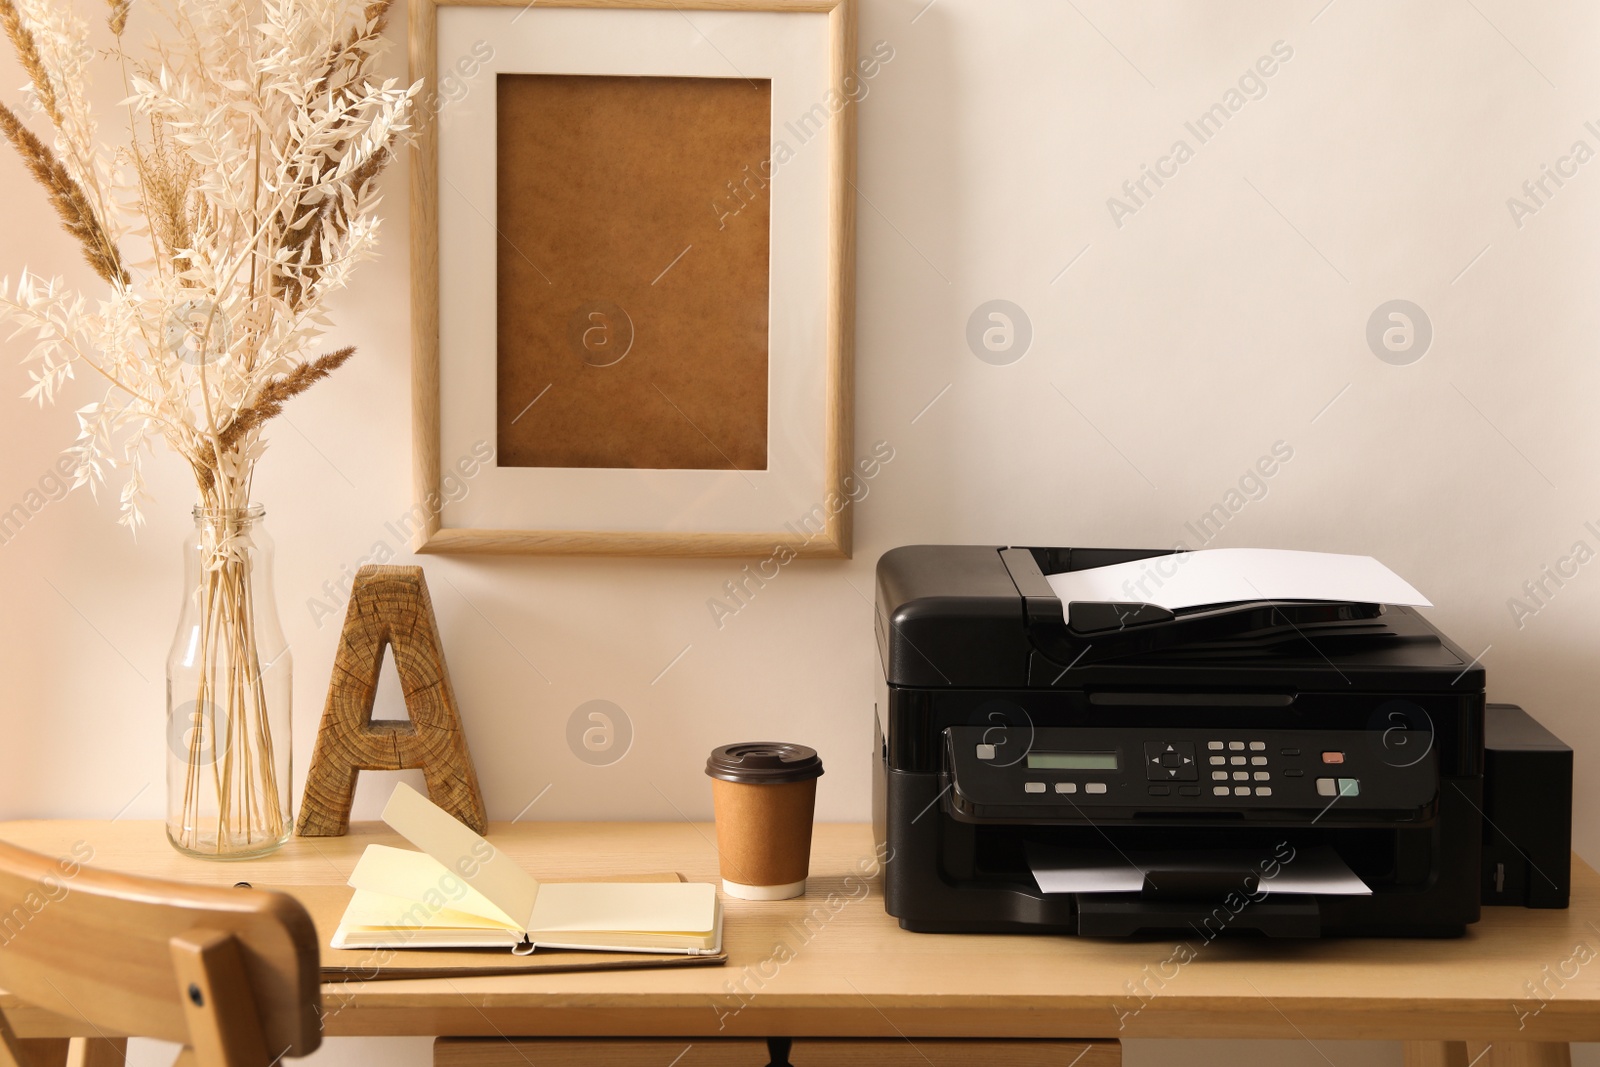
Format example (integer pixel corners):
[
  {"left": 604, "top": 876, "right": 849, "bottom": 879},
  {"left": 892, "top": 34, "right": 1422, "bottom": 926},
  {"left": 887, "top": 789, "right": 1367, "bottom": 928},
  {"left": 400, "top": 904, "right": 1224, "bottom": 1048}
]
[
  {"left": 1044, "top": 548, "right": 1431, "bottom": 613},
  {"left": 1026, "top": 843, "right": 1372, "bottom": 897}
]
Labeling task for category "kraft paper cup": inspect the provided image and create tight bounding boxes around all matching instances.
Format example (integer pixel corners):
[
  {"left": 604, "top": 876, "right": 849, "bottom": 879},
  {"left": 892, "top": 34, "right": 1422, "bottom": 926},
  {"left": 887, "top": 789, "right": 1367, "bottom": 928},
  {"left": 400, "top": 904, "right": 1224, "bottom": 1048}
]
[{"left": 706, "top": 742, "right": 824, "bottom": 900}]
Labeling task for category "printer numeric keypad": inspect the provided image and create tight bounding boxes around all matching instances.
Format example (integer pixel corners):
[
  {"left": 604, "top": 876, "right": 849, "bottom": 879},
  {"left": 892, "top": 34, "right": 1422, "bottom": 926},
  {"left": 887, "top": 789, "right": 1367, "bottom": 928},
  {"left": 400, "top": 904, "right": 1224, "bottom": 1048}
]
[{"left": 1204, "top": 739, "right": 1272, "bottom": 797}]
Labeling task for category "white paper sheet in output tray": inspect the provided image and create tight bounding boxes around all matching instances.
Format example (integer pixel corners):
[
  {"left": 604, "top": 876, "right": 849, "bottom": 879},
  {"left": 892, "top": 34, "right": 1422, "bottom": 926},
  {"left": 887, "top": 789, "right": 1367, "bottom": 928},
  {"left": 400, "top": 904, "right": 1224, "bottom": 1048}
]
[
  {"left": 1043, "top": 548, "right": 1431, "bottom": 612},
  {"left": 1026, "top": 844, "right": 1372, "bottom": 897}
]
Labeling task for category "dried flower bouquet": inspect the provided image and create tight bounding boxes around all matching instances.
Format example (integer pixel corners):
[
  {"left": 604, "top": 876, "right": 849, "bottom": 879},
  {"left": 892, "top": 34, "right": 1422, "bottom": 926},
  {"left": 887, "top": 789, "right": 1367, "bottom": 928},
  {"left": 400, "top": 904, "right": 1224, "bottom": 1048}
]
[{"left": 0, "top": 0, "right": 418, "bottom": 854}]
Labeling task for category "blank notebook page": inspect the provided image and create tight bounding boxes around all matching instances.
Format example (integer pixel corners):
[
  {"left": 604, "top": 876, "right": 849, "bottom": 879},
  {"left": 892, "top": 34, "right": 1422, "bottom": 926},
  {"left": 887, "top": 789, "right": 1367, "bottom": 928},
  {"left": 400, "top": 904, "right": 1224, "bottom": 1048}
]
[
  {"left": 342, "top": 888, "right": 518, "bottom": 932},
  {"left": 348, "top": 844, "right": 520, "bottom": 928},
  {"left": 529, "top": 882, "right": 718, "bottom": 934}
]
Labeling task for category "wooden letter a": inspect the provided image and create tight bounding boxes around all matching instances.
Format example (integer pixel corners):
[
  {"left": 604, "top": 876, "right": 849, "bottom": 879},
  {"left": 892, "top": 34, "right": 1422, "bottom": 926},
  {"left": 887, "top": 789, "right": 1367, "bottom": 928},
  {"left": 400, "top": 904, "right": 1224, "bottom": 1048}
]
[{"left": 295, "top": 565, "right": 488, "bottom": 836}]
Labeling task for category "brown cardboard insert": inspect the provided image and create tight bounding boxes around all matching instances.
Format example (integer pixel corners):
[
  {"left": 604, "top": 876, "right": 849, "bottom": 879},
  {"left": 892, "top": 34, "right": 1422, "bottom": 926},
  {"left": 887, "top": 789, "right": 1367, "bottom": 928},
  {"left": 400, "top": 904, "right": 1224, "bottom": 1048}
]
[{"left": 495, "top": 74, "right": 773, "bottom": 471}]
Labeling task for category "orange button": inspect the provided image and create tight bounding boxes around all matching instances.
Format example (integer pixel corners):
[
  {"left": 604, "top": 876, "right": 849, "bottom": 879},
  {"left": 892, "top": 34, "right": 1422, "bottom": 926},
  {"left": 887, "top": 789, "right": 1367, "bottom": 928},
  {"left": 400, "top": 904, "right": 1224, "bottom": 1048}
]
[{"left": 1322, "top": 751, "right": 1345, "bottom": 764}]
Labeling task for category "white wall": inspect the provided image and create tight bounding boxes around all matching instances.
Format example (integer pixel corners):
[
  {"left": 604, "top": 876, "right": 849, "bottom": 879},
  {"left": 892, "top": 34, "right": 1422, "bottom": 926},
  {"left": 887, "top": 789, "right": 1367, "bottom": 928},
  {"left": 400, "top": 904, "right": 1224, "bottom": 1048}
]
[{"left": 2, "top": 2, "right": 1597, "bottom": 1065}]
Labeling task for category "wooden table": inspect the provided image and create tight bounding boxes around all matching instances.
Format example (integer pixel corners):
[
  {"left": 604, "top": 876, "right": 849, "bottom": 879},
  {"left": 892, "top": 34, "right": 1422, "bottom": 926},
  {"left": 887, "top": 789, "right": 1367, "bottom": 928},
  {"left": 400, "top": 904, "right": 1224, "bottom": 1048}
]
[{"left": 1, "top": 821, "right": 1596, "bottom": 1064}]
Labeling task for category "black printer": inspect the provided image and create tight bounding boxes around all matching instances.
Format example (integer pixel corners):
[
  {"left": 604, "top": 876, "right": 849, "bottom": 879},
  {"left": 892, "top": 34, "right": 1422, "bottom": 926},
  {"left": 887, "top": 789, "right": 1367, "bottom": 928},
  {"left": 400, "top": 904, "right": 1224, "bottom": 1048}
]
[{"left": 872, "top": 545, "right": 1571, "bottom": 939}]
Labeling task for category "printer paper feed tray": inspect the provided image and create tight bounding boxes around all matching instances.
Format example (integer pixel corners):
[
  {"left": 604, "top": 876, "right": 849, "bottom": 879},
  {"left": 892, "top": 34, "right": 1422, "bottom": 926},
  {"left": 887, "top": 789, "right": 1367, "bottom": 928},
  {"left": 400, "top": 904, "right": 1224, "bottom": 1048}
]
[
  {"left": 999, "top": 547, "right": 1396, "bottom": 671},
  {"left": 1040, "top": 547, "right": 1431, "bottom": 614}
]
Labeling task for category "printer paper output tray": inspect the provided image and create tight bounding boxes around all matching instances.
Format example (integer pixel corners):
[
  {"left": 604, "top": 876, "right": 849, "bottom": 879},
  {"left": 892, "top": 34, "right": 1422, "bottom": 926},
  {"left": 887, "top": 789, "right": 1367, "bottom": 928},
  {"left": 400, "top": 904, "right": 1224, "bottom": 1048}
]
[
  {"left": 1025, "top": 844, "right": 1369, "bottom": 939},
  {"left": 1073, "top": 895, "right": 1323, "bottom": 938}
]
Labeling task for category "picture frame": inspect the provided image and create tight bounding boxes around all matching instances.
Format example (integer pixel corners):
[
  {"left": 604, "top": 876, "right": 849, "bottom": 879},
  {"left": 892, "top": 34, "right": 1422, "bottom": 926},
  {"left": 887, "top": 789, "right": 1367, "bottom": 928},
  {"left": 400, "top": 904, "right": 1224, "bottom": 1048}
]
[{"left": 408, "top": 0, "right": 858, "bottom": 557}]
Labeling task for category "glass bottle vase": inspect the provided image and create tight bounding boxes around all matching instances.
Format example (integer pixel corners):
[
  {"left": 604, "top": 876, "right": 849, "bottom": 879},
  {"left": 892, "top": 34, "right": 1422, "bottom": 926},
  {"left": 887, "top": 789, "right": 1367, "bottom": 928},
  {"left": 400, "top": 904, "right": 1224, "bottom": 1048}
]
[{"left": 165, "top": 505, "right": 293, "bottom": 859}]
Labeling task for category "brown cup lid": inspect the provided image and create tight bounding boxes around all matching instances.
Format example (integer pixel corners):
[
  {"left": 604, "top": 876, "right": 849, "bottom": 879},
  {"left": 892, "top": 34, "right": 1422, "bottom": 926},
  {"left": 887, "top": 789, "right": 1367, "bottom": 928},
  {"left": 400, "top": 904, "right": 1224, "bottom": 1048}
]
[{"left": 706, "top": 742, "right": 824, "bottom": 784}]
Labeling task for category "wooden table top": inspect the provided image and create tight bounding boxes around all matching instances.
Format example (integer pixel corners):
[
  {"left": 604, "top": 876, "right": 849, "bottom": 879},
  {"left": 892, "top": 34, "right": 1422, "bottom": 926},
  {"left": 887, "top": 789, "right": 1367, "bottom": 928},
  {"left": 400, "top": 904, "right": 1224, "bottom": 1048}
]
[{"left": 1, "top": 820, "right": 1597, "bottom": 1043}]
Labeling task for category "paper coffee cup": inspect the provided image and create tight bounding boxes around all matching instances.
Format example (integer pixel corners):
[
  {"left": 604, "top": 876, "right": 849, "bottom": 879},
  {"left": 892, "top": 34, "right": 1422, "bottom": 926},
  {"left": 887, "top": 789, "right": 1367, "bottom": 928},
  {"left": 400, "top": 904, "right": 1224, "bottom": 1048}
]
[{"left": 706, "top": 742, "right": 824, "bottom": 900}]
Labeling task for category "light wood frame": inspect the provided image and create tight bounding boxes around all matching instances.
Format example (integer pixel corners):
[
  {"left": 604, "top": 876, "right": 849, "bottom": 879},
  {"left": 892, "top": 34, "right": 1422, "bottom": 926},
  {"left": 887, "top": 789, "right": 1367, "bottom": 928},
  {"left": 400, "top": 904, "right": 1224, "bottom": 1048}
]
[{"left": 408, "top": 0, "right": 857, "bottom": 557}]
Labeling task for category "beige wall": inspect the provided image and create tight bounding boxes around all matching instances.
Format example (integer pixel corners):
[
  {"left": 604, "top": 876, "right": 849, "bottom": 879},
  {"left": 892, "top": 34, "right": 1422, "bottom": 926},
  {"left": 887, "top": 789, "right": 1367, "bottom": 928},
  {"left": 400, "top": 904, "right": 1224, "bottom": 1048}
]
[{"left": 1, "top": 1, "right": 1596, "bottom": 1064}]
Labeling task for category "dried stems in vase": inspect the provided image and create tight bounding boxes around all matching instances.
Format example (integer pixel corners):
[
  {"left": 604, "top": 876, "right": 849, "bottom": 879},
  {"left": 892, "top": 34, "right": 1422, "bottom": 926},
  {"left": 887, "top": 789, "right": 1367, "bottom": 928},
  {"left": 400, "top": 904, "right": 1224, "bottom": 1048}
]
[
  {"left": 0, "top": 0, "right": 420, "bottom": 854},
  {"left": 177, "top": 511, "right": 286, "bottom": 852}
]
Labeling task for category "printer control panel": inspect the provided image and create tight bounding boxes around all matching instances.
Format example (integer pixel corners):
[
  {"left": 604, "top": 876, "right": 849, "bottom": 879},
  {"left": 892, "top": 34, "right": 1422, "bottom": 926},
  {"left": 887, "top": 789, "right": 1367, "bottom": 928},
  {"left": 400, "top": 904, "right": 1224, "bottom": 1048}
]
[{"left": 943, "top": 725, "right": 1437, "bottom": 825}]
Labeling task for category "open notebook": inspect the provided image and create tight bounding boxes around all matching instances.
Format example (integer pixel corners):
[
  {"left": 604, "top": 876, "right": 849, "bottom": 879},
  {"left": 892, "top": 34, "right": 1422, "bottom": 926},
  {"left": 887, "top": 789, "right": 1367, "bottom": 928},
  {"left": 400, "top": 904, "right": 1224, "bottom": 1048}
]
[{"left": 330, "top": 784, "right": 722, "bottom": 955}]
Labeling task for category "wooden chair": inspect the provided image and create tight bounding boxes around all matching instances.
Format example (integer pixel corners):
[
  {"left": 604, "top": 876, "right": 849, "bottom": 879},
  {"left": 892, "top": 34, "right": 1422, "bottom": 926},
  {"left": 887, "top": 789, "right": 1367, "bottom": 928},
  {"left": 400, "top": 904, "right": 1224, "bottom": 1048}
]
[{"left": 0, "top": 838, "right": 322, "bottom": 1067}]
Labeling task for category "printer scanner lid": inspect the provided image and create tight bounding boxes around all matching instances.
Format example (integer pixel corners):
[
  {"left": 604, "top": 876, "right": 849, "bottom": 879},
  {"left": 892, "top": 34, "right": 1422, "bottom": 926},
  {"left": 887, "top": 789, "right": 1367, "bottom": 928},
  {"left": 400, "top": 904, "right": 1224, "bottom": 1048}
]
[{"left": 875, "top": 545, "right": 1483, "bottom": 692}]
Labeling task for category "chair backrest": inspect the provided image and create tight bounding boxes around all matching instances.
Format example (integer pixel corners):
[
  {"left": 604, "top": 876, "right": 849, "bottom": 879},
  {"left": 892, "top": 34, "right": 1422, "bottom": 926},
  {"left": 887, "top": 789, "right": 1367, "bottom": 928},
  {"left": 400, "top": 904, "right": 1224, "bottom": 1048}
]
[{"left": 0, "top": 838, "right": 321, "bottom": 1066}]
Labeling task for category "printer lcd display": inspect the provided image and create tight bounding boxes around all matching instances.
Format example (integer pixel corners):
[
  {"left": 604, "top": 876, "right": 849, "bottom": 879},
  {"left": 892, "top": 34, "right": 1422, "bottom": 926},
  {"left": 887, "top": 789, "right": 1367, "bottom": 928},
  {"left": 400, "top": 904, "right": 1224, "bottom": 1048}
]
[{"left": 1025, "top": 751, "right": 1119, "bottom": 770}]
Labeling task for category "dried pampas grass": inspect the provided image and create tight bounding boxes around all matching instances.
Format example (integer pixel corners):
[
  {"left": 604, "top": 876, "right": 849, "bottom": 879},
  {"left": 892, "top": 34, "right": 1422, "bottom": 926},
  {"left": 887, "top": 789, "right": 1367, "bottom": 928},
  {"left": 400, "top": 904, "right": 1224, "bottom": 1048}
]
[
  {"left": 132, "top": 116, "right": 197, "bottom": 268},
  {"left": 198, "top": 345, "right": 355, "bottom": 490},
  {"left": 0, "top": 102, "right": 125, "bottom": 285},
  {"left": 0, "top": 0, "right": 59, "bottom": 126}
]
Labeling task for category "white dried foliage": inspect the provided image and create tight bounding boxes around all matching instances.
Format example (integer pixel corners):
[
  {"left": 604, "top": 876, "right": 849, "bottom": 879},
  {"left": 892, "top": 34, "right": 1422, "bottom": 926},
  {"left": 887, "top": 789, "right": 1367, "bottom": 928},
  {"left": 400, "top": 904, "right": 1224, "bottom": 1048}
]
[{"left": 0, "top": 0, "right": 418, "bottom": 530}]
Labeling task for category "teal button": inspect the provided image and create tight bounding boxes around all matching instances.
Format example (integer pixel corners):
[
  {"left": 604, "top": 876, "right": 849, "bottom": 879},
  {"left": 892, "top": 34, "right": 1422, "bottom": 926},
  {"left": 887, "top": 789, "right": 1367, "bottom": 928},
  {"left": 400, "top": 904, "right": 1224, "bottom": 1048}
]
[{"left": 1337, "top": 778, "right": 1360, "bottom": 797}]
